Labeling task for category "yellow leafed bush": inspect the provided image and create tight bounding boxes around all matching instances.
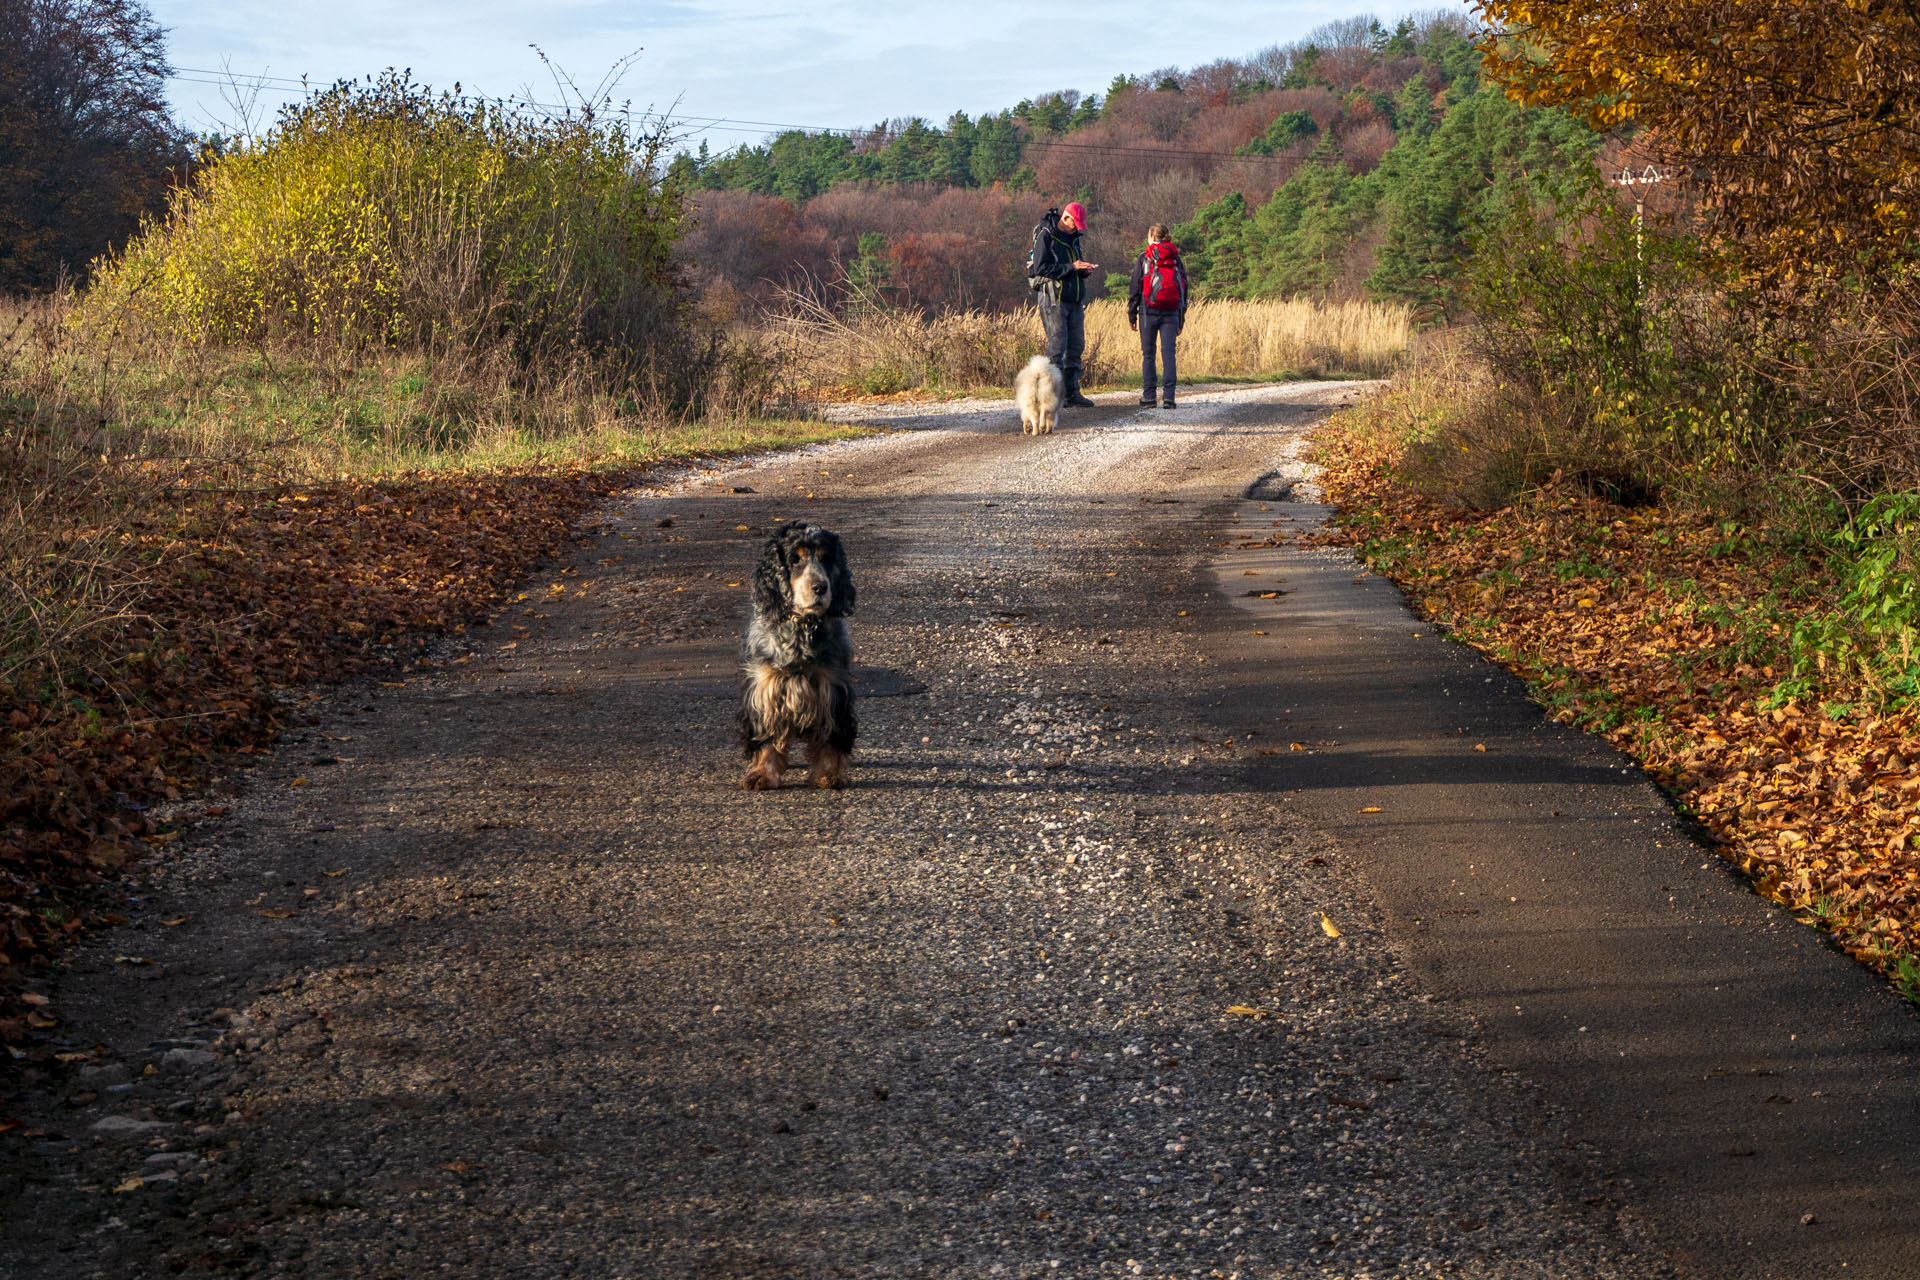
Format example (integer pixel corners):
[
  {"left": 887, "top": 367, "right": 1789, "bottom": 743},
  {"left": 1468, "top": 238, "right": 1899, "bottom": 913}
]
[{"left": 83, "top": 73, "right": 691, "bottom": 381}]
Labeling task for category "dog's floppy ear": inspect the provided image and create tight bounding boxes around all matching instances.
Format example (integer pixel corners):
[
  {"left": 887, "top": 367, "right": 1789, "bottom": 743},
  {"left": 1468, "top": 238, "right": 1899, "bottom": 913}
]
[
  {"left": 751, "top": 531, "right": 792, "bottom": 616},
  {"left": 819, "top": 528, "right": 856, "bottom": 617}
]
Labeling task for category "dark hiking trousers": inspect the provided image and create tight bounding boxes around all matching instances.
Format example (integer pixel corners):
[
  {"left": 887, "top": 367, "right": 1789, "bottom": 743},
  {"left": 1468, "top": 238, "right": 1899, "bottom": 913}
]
[
  {"left": 1039, "top": 294, "right": 1086, "bottom": 380},
  {"left": 1140, "top": 309, "right": 1178, "bottom": 400}
]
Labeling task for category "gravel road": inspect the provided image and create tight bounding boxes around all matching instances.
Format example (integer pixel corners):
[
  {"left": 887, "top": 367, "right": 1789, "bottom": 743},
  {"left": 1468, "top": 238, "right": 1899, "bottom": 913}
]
[{"left": 0, "top": 382, "right": 1829, "bottom": 1277}]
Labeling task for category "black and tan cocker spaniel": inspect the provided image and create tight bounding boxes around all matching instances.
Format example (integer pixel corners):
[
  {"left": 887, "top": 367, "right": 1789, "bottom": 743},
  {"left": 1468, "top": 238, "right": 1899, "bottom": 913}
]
[{"left": 737, "top": 523, "right": 857, "bottom": 790}]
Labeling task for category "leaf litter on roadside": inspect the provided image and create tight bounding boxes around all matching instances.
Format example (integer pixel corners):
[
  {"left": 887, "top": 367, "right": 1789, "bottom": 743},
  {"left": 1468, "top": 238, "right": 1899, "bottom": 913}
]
[{"left": 0, "top": 467, "right": 624, "bottom": 1049}]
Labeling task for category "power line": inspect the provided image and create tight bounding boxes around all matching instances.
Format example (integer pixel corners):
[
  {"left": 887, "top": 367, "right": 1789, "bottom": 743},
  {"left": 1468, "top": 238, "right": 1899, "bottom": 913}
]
[
  {"left": 172, "top": 65, "right": 309, "bottom": 88},
  {"left": 660, "top": 108, "right": 1320, "bottom": 165},
  {"left": 674, "top": 118, "right": 1309, "bottom": 165},
  {"left": 167, "top": 67, "right": 612, "bottom": 117},
  {"left": 166, "top": 68, "right": 1311, "bottom": 164}
]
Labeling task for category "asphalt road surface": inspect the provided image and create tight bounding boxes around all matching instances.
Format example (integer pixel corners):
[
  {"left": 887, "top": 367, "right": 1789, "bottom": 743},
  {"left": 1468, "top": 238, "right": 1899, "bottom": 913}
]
[{"left": 4, "top": 383, "right": 1918, "bottom": 1279}]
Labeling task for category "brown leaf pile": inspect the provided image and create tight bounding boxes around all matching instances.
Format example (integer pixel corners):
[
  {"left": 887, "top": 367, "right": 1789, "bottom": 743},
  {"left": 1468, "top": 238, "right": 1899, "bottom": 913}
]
[
  {"left": 0, "top": 469, "right": 621, "bottom": 1043},
  {"left": 1315, "top": 419, "right": 1920, "bottom": 986}
]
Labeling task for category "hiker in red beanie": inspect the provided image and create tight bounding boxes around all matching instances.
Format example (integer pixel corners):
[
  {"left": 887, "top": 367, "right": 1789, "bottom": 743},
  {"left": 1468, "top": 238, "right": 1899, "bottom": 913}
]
[
  {"left": 1127, "top": 223, "right": 1189, "bottom": 407},
  {"left": 1024, "top": 200, "right": 1099, "bottom": 407}
]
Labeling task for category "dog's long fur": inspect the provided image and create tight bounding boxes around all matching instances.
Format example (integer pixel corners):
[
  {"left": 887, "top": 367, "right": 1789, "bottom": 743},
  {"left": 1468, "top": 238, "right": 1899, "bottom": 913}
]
[
  {"left": 1015, "top": 354, "right": 1063, "bottom": 435},
  {"left": 737, "top": 523, "right": 857, "bottom": 789}
]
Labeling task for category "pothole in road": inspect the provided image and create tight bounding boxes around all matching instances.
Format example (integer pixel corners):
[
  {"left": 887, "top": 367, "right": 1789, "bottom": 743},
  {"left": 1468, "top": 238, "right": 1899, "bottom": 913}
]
[
  {"left": 855, "top": 665, "right": 929, "bottom": 697},
  {"left": 1245, "top": 471, "right": 1298, "bottom": 502}
]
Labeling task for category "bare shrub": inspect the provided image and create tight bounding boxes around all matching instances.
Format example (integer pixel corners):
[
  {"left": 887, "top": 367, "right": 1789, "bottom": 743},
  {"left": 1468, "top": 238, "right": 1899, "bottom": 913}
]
[
  {"left": 1105, "top": 88, "right": 1200, "bottom": 144},
  {"left": 1029, "top": 126, "right": 1203, "bottom": 212},
  {"left": 1099, "top": 172, "right": 1209, "bottom": 253},
  {"left": 887, "top": 232, "right": 1002, "bottom": 311},
  {"left": 1342, "top": 122, "right": 1396, "bottom": 175},
  {"left": 1763, "top": 273, "right": 1920, "bottom": 496},
  {"left": 727, "top": 183, "right": 1035, "bottom": 314},
  {"left": 1393, "top": 335, "right": 1589, "bottom": 508},
  {"left": 1179, "top": 97, "right": 1281, "bottom": 156},
  {"left": 0, "top": 0, "right": 191, "bottom": 291},
  {"left": 1363, "top": 56, "right": 1426, "bottom": 94},
  {"left": 680, "top": 190, "right": 833, "bottom": 318},
  {"left": 1314, "top": 46, "right": 1378, "bottom": 92},
  {"left": 1341, "top": 328, "right": 1652, "bottom": 511}
]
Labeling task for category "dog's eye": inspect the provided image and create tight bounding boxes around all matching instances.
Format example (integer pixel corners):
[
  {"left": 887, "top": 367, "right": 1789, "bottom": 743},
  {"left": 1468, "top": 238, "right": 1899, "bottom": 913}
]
[{"left": 793, "top": 547, "right": 810, "bottom": 561}]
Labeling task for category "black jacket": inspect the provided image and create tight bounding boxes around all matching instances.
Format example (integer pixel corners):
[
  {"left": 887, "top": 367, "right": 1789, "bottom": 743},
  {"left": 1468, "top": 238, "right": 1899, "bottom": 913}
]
[
  {"left": 1128, "top": 243, "right": 1189, "bottom": 324},
  {"left": 1028, "top": 211, "right": 1088, "bottom": 305}
]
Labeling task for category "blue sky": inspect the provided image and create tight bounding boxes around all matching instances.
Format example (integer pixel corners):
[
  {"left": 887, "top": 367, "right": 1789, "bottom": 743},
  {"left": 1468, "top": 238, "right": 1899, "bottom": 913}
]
[{"left": 153, "top": 2, "right": 1471, "bottom": 148}]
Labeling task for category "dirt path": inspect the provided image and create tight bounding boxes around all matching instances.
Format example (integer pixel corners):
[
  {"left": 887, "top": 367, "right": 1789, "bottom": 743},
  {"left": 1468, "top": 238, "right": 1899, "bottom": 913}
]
[{"left": 2, "top": 384, "right": 1913, "bottom": 1278}]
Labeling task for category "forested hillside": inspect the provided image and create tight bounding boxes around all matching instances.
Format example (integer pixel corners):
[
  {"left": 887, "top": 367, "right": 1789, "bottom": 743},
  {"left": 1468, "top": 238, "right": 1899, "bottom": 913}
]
[{"left": 672, "top": 11, "right": 1596, "bottom": 317}]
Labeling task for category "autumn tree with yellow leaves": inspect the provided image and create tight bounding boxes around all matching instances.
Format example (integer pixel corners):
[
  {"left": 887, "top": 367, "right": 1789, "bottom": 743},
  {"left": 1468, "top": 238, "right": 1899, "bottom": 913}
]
[{"left": 1473, "top": 1, "right": 1920, "bottom": 281}]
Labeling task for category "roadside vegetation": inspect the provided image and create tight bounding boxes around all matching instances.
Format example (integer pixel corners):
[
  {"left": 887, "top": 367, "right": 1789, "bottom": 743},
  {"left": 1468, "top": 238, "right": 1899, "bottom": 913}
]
[
  {"left": 767, "top": 296, "right": 1410, "bottom": 395},
  {"left": 0, "top": 41, "right": 865, "bottom": 1044},
  {"left": 1317, "top": 3, "right": 1920, "bottom": 997},
  {"left": 16, "top": 0, "right": 1913, "bottom": 1042}
]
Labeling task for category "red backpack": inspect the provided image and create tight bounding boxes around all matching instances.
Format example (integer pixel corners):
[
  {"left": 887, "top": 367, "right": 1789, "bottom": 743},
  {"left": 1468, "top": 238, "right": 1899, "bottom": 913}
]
[{"left": 1143, "top": 242, "right": 1185, "bottom": 310}]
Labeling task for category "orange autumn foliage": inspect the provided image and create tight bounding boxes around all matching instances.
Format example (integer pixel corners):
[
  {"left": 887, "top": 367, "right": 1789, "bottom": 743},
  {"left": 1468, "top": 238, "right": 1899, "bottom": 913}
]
[{"left": 1474, "top": 1, "right": 1920, "bottom": 280}]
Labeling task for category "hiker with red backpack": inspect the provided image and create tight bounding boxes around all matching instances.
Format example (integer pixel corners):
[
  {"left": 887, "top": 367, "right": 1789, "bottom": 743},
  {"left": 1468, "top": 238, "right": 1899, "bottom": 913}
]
[{"left": 1128, "top": 224, "right": 1189, "bottom": 408}]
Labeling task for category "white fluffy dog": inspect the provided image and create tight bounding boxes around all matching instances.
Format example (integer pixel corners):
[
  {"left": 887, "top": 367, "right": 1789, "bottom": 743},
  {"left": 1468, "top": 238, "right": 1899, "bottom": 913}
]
[{"left": 1014, "top": 354, "right": 1064, "bottom": 436}]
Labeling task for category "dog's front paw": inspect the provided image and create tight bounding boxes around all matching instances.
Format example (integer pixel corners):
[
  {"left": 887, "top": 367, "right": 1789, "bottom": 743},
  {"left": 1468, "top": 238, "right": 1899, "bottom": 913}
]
[
  {"left": 743, "top": 745, "right": 787, "bottom": 790},
  {"left": 808, "top": 745, "right": 850, "bottom": 789}
]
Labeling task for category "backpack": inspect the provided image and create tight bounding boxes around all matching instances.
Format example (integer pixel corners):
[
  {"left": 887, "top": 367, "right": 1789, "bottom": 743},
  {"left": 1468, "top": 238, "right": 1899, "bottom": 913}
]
[
  {"left": 1143, "top": 242, "right": 1185, "bottom": 310},
  {"left": 1025, "top": 209, "right": 1059, "bottom": 292}
]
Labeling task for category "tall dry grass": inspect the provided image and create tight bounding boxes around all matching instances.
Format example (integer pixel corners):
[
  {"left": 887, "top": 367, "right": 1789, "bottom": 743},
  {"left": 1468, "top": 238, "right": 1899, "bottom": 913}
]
[
  {"left": 1084, "top": 297, "right": 1412, "bottom": 381},
  {"left": 762, "top": 293, "right": 1045, "bottom": 393},
  {"left": 5, "top": 287, "right": 815, "bottom": 484},
  {"left": 763, "top": 295, "right": 1413, "bottom": 393},
  {"left": 0, "top": 286, "right": 855, "bottom": 707},
  {"left": 0, "top": 296, "right": 168, "bottom": 699}
]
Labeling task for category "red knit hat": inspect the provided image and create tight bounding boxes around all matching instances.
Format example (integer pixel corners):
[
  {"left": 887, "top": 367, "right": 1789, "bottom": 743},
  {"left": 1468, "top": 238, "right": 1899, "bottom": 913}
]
[{"left": 1062, "top": 201, "right": 1087, "bottom": 228}]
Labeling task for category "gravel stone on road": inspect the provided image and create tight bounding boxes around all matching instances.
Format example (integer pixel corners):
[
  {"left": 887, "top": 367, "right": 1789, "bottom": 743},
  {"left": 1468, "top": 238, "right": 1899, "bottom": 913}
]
[{"left": 1, "top": 383, "right": 1714, "bottom": 1277}]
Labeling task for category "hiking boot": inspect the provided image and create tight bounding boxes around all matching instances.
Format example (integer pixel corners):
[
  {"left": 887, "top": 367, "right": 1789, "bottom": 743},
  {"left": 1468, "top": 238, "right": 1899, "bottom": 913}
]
[
  {"left": 1137, "top": 395, "right": 1157, "bottom": 407},
  {"left": 1158, "top": 398, "right": 1177, "bottom": 409},
  {"left": 1065, "top": 374, "right": 1096, "bottom": 408}
]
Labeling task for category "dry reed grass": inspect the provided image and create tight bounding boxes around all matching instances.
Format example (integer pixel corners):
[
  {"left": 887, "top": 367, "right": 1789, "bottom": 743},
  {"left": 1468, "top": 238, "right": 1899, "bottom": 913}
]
[
  {"left": 1084, "top": 297, "right": 1412, "bottom": 381},
  {"left": 762, "top": 293, "right": 1047, "bottom": 394},
  {"left": 1, "top": 296, "right": 170, "bottom": 697},
  {"left": 5, "top": 292, "right": 823, "bottom": 479},
  {"left": 0, "top": 290, "right": 858, "bottom": 706},
  {"left": 763, "top": 294, "right": 1413, "bottom": 393}
]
